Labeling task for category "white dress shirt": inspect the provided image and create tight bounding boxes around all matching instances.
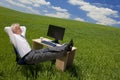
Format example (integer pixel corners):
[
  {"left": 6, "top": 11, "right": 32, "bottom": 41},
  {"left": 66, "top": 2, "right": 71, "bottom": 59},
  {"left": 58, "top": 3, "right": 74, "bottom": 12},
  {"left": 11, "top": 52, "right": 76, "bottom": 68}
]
[{"left": 4, "top": 26, "right": 32, "bottom": 58}]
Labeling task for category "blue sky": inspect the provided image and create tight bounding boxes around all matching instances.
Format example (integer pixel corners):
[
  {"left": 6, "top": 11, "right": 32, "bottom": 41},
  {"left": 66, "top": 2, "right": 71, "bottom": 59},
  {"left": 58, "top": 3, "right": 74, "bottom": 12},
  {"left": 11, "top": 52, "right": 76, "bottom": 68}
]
[{"left": 0, "top": 0, "right": 120, "bottom": 27}]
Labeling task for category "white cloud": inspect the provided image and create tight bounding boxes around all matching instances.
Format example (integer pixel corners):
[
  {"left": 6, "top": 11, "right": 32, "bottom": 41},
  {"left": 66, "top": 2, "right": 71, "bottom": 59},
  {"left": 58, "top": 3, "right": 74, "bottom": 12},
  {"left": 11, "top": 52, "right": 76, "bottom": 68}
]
[
  {"left": 18, "top": 0, "right": 50, "bottom": 7},
  {"left": 0, "top": 0, "right": 72, "bottom": 23},
  {"left": 45, "top": 12, "right": 70, "bottom": 19},
  {"left": 26, "top": 6, "right": 40, "bottom": 14},
  {"left": 52, "top": 6, "right": 68, "bottom": 12},
  {"left": 18, "top": 0, "right": 32, "bottom": 4},
  {"left": 6, "top": 0, "right": 25, "bottom": 8},
  {"left": 6, "top": 0, "right": 40, "bottom": 14},
  {"left": 68, "top": 0, "right": 84, "bottom": 5},
  {"left": 74, "top": 18, "right": 84, "bottom": 21},
  {"left": 4, "top": 0, "right": 70, "bottom": 19},
  {"left": 68, "top": 0, "right": 120, "bottom": 26}
]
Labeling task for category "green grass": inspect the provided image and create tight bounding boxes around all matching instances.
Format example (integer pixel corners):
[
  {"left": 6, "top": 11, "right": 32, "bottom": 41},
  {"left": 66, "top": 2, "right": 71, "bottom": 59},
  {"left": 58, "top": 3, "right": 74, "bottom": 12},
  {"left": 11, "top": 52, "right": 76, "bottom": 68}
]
[{"left": 0, "top": 6, "right": 120, "bottom": 80}]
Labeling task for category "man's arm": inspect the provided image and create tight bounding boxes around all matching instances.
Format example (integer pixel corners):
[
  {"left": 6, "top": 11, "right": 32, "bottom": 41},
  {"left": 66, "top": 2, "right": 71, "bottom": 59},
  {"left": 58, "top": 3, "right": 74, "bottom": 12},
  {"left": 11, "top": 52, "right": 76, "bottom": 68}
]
[
  {"left": 4, "top": 27, "right": 15, "bottom": 44},
  {"left": 21, "top": 26, "right": 26, "bottom": 37}
]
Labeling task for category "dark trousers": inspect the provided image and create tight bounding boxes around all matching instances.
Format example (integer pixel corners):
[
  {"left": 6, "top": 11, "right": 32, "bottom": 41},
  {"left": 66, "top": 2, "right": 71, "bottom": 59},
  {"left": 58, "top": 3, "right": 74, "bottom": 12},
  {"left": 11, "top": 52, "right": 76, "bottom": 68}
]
[{"left": 24, "top": 44, "right": 67, "bottom": 64}]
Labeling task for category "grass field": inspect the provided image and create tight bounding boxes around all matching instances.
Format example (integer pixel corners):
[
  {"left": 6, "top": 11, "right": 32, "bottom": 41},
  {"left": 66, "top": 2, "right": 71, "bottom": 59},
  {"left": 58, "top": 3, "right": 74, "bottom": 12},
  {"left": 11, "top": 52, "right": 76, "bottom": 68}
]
[{"left": 0, "top": 6, "right": 120, "bottom": 80}]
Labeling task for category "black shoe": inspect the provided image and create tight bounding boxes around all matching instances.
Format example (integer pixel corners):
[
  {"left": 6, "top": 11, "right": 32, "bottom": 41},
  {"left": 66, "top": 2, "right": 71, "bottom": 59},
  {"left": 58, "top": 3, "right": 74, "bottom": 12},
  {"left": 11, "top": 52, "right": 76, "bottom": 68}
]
[
  {"left": 69, "top": 39, "right": 74, "bottom": 47},
  {"left": 65, "top": 39, "right": 74, "bottom": 51}
]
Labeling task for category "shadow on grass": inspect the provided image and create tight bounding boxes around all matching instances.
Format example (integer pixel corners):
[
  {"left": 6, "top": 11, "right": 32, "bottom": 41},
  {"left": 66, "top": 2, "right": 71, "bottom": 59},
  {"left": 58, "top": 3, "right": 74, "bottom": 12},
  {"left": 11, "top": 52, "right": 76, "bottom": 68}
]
[
  {"left": 19, "top": 62, "right": 54, "bottom": 80},
  {"left": 0, "top": 70, "right": 5, "bottom": 80},
  {"left": 15, "top": 62, "right": 83, "bottom": 80},
  {"left": 66, "top": 64, "right": 83, "bottom": 80},
  {"left": 20, "top": 64, "right": 42, "bottom": 80}
]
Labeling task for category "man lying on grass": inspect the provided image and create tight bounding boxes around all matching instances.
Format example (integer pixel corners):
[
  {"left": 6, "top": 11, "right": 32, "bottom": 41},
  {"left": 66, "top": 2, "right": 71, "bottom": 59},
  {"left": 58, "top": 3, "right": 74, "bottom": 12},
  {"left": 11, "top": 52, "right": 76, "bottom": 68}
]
[{"left": 4, "top": 23, "right": 73, "bottom": 64}]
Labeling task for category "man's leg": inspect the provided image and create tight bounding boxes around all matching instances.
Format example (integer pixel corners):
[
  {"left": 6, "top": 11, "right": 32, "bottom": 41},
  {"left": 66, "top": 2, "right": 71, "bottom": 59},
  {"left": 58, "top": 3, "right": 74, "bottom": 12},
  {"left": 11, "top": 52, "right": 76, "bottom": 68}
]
[{"left": 24, "top": 44, "right": 68, "bottom": 64}]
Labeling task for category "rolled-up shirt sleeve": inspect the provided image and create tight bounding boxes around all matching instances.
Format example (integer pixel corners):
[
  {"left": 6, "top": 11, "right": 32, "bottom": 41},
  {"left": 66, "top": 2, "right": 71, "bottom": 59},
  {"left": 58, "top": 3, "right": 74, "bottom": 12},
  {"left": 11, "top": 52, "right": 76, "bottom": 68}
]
[
  {"left": 4, "top": 27, "right": 15, "bottom": 44},
  {"left": 21, "top": 26, "right": 26, "bottom": 37}
]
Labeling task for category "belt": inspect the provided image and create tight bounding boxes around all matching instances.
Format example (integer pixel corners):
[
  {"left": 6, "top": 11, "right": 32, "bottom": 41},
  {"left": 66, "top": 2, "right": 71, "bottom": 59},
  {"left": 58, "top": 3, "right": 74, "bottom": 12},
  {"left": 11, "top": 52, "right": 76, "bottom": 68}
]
[{"left": 18, "top": 50, "right": 32, "bottom": 65}]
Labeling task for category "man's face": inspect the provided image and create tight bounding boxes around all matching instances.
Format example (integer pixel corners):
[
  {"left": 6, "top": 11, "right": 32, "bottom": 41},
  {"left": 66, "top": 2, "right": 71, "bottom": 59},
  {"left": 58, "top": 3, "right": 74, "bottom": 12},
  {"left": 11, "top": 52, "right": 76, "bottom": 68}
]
[{"left": 13, "top": 26, "right": 22, "bottom": 34}]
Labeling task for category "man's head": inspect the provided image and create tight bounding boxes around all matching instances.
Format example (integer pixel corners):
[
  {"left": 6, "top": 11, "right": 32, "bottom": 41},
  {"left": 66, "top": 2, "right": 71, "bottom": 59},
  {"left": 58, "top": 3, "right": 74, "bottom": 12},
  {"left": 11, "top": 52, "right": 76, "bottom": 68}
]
[{"left": 11, "top": 23, "right": 22, "bottom": 34}]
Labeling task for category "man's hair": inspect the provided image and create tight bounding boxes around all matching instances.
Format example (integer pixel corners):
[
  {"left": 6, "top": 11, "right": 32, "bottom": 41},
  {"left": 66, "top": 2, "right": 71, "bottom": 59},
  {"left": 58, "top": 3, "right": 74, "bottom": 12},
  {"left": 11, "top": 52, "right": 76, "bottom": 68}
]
[{"left": 11, "top": 23, "right": 20, "bottom": 33}]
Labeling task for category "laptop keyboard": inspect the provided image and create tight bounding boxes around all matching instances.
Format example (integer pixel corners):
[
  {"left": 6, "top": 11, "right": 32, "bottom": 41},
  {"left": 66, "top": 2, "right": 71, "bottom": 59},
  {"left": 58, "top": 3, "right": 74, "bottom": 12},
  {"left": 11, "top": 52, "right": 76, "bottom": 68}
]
[{"left": 41, "top": 40, "right": 56, "bottom": 47}]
